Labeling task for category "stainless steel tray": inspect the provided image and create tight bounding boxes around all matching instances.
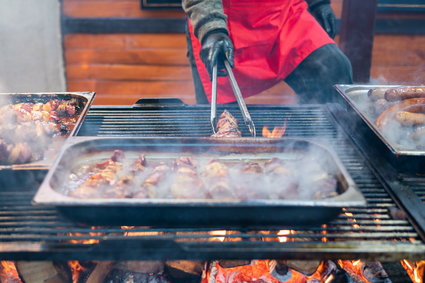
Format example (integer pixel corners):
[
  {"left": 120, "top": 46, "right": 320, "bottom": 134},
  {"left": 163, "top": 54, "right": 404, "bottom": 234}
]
[
  {"left": 0, "top": 92, "right": 95, "bottom": 170},
  {"left": 335, "top": 84, "right": 425, "bottom": 172},
  {"left": 335, "top": 84, "right": 425, "bottom": 156},
  {"left": 33, "top": 137, "right": 366, "bottom": 227}
]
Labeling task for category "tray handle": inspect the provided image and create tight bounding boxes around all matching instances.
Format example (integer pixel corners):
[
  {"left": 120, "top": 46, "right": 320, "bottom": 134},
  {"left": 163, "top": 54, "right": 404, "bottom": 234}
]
[{"left": 132, "top": 98, "right": 185, "bottom": 108}]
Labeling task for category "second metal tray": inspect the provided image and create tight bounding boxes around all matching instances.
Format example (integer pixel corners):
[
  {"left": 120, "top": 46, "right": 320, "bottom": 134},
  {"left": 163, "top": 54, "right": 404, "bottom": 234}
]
[
  {"left": 335, "top": 84, "right": 425, "bottom": 173},
  {"left": 33, "top": 137, "right": 366, "bottom": 227}
]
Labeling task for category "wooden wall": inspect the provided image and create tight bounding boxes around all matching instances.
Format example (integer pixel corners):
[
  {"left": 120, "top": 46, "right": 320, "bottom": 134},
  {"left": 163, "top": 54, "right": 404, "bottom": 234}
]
[{"left": 63, "top": 0, "right": 425, "bottom": 105}]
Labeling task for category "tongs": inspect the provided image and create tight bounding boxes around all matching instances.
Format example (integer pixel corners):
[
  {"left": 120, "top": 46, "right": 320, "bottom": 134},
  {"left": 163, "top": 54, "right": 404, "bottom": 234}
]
[{"left": 210, "top": 60, "right": 256, "bottom": 137}]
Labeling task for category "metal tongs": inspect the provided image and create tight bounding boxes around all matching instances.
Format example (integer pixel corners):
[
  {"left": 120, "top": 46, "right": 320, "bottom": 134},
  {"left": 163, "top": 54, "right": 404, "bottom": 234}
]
[{"left": 210, "top": 60, "right": 256, "bottom": 137}]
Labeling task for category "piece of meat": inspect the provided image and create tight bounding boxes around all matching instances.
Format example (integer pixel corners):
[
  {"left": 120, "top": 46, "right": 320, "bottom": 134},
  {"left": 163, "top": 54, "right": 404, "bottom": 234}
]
[
  {"left": 234, "top": 162, "right": 269, "bottom": 200},
  {"left": 170, "top": 156, "right": 205, "bottom": 199},
  {"left": 211, "top": 110, "right": 242, "bottom": 138},
  {"left": 385, "top": 86, "right": 425, "bottom": 101},
  {"left": 133, "top": 163, "right": 171, "bottom": 198},
  {"left": 103, "top": 154, "right": 146, "bottom": 198},
  {"left": 394, "top": 111, "right": 425, "bottom": 126},
  {"left": 69, "top": 150, "right": 124, "bottom": 198},
  {"left": 375, "top": 98, "right": 425, "bottom": 129},
  {"left": 202, "top": 159, "right": 236, "bottom": 200},
  {"left": 368, "top": 88, "right": 388, "bottom": 101},
  {"left": 264, "top": 158, "right": 298, "bottom": 200}
]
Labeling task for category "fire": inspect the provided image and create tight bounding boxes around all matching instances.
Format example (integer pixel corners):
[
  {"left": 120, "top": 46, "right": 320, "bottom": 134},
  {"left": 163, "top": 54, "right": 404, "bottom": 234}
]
[
  {"left": 401, "top": 259, "right": 425, "bottom": 283},
  {"left": 277, "top": 230, "right": 293, "bottom": 242},
  {"left": 68, "top": 226, "right": 101, "bottom": 244},
  {"left": 209, "top": 230, "right": 227, "bottom": 242},
  {"left": 262, "top": 122, "right": 287, "bottom": 138},
  {"left": 68, "top": 261, "right": 86, "bottom": 283},
  {"left": 121, "top": 226, "right": 160, "bottom": 237},
  {"left": 202, "top": 260, "right": 337, "bottom": 283},
  {"left": 0, "top": 261, "right": 21, "bottom": 283}
]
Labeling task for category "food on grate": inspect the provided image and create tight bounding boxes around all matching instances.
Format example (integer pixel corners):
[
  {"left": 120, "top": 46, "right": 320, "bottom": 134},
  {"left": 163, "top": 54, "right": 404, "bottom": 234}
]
[
  {"left": 384, "top": 86, "right": 425, "bottom": 101},
  {"left": 171, "top": 157, "right": 205, "bottom": 199},
  {"left": 0, "top": 98, "right": 81, "bottom": 165},
  {"left": 211, "top": 110, "right": 242, "bottom": 138},
  {"left": 202, "top": 159, "right": 236, "bottom": 200},
  {"left": 375, "top": 97, "right": 425, "bottom": 129},
  {"left": 66, "top": 152, "right": 338, "bottom": 201}
]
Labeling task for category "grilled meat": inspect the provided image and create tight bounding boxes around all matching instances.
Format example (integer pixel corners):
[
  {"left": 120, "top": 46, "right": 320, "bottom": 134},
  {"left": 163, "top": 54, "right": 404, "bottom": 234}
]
[
  {"left": 202, "top": 159, "right": 236, "bottom": 200},
  {"left": 211, "top": 110, "right": 242, "bottom": 138},
  {"left": 0, "top": 98, "right": 80, "bottom": 165},
  {"left": 69, "top": 150, "right": 124, "bottom": 198},
  {"left": 134, "top": 163, "right": 171, "bottom": 198},
  {"left": 171, "top": 156, "right": 205, "bottom": 199}
]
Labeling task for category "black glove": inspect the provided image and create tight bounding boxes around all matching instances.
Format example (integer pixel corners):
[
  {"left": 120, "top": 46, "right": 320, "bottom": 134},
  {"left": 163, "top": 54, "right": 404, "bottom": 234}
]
[
  {"left": 309, "top": 3, "right": 336, "bottom": 39},
  {"left": 200, "top": 32, "right": 234, "bottom": 80}
]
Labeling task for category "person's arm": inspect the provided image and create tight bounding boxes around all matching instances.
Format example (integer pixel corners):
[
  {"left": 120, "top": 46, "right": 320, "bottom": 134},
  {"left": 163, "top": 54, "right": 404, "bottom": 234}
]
[
  {"left": 182, "top": 0, "right": 228, "bottom": 44},
  {"left": 182, "top": 0, "right": 234, "bottom": 79},
  {"left": 305, "top": 0, "right": 336, "bottom": 39}
]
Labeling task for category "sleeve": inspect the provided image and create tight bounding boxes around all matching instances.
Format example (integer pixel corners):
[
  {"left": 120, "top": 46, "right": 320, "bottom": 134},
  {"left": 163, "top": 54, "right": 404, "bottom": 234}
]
[
  {"left": 305, "top": 0, "right": 330, "bottom": 9},
  {"left": 182, "top": 0, "right": 229, "bottom": 44}
]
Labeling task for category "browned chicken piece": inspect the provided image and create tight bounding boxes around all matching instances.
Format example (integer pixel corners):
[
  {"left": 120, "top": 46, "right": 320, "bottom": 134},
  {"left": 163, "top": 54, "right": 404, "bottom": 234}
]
[
  {"left": 202, "top": 159, "right": 236, "bottom": 200},
  {"left": 103, "top": 154, "right": 146, "bottom": 198},
  {"left": 171, "top": 156, "right": 205, "bottom": 199},
  {"left": 211, "top": 110, "right": 242, "bottom": 138},
  {"left": 69, "top": 150, "right": 124, "bottom": 198},
  {"left": 234, "top": 162, "right": 269, "bottom": 200},
  {"left": 264, "top": 158, "right": 298, "bottom": 200},
  {"left": 134, "top": 163, "right": 171, "bottom": 198}
]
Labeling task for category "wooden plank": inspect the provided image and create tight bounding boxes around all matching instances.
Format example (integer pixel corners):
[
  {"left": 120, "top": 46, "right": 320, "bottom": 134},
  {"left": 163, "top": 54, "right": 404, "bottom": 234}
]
[
  {"left": 63, "top": 0, "right": 184, "bottom": 18},
  {"left": 339, "top": 0, "right": 378, "bottom": 83},
  {"left": 372, "top": 50, "right": 424, "bottom": 67},
  {"left": 65, "top": 49, "right": 188, "bottom": 65},
  {"left": 64, "top": 34, "right": 187, "bottom": 49},
  {"left": 373, "top": 34, "right": 425, "bottom": 50},
  {"left": 67, "top": 80, "right": 195, "bottom": 95},
  {"left": 67, "top": 64, "right": 192, "bottom": 80},
  {"left": 371, "top": 66, "right": 425, "bottom": 83}
]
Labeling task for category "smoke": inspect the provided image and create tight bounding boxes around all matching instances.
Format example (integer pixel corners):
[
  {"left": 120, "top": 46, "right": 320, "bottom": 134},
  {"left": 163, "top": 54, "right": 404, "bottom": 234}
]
[
  {"left": 62, "top": 140, "right": 339, "bottom": 202},
  {"left": 346, "top": 85, "right": 425, "bottom": 151}
]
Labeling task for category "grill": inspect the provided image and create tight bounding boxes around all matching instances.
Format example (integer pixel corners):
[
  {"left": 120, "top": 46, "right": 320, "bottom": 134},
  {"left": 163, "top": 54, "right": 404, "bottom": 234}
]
[{"left": 1, "top": 103, "right": 424, "bottom": 262}]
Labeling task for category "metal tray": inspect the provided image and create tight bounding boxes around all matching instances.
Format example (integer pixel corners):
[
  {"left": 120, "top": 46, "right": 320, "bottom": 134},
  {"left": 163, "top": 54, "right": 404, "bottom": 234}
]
[
  {"left": 335, "top": 84, "right": 425, "bottom": 172},
  {"left": 33, "top": 137, "right": 366, "bottom": 227},
  {"left": 0, "top": 92, "right": 95, "bottom": 171}
]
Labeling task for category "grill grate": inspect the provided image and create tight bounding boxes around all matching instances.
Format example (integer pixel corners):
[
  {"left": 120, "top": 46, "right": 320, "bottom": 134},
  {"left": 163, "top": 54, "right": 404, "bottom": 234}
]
[{"left": 0, "top": 105, "right": 424, "bottom": 261}]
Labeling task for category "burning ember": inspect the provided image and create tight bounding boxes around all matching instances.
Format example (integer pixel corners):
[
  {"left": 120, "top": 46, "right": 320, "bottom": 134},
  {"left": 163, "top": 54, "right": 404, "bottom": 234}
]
[
  {"left": 401, "top": 259, "right": 425, "bottom": 283},
  {"left": 262, "top": 122, "right": 287, "bottom": 138},
  {"left": 0, "top": 261, "right": 20, "bottom": 283}
]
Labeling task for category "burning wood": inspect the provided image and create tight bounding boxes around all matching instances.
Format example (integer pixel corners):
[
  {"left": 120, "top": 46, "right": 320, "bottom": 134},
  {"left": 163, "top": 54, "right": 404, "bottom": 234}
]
[
  {"left": 401, "top": 260, "right": 425, "bottom": 283},
  {"left": 0, "top": 261, "right": 21, "bottom": 283}
]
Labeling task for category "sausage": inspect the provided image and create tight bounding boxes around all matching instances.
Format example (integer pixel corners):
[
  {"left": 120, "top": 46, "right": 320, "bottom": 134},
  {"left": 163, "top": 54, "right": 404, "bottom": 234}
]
[
  {"left": 368, "top": 88, "right": 388, "bottom": 101},
  {"left": 385, "top": 86, "right": 425, "bottom": 101},
  {"left": 409, "top": 126, "right": 425, "bottom": 140},
  {"left": 375, "top": 98, "right": 425, "bottom": 129},
  {"left": 394, "top": 111, "right": 425, "bottom": 126}
]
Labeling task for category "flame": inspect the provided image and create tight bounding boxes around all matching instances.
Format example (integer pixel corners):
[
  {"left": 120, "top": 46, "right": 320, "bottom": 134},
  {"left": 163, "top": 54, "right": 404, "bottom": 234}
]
[
  {"left": 209, "top": 230, "right": 227, "bottom": 242},
  {"left": 262, "top": 122, "right": 287, "bottom": 138},
  {"left": 321, "top": 224, "right": 328, "bottom": 243},
  {"left": 277, "top": 230, "right": 293, "bottom": 243},
  {"left": 68, "top": 226, "right": 101, "bottom": 244},
  {"left": 0, "top": 261, "right": 21, "bottom": 283},
  {"left": 202, "top": 260, "right": 337, "bottom": 283},
  {"left": 121, "top": 226, "right": 160, "bottom": 237},
  {"left": 337, "top": 260, "right": 377, "bottom": 282},
  {"left": 401, "top": 259, "right": 425, "bottom": 283},
  {"left": 68, "top": 261, "right": 86, "bottom": 283}
]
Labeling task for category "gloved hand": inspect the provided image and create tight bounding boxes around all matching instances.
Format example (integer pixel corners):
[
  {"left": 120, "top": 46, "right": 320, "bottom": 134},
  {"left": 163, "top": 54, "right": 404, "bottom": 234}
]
[
  {"left": 309, "top": 3, "right": 336, "bottom": 39},
  {"left": 200, "top": 32, "right": 234, "bottom": 80}
]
